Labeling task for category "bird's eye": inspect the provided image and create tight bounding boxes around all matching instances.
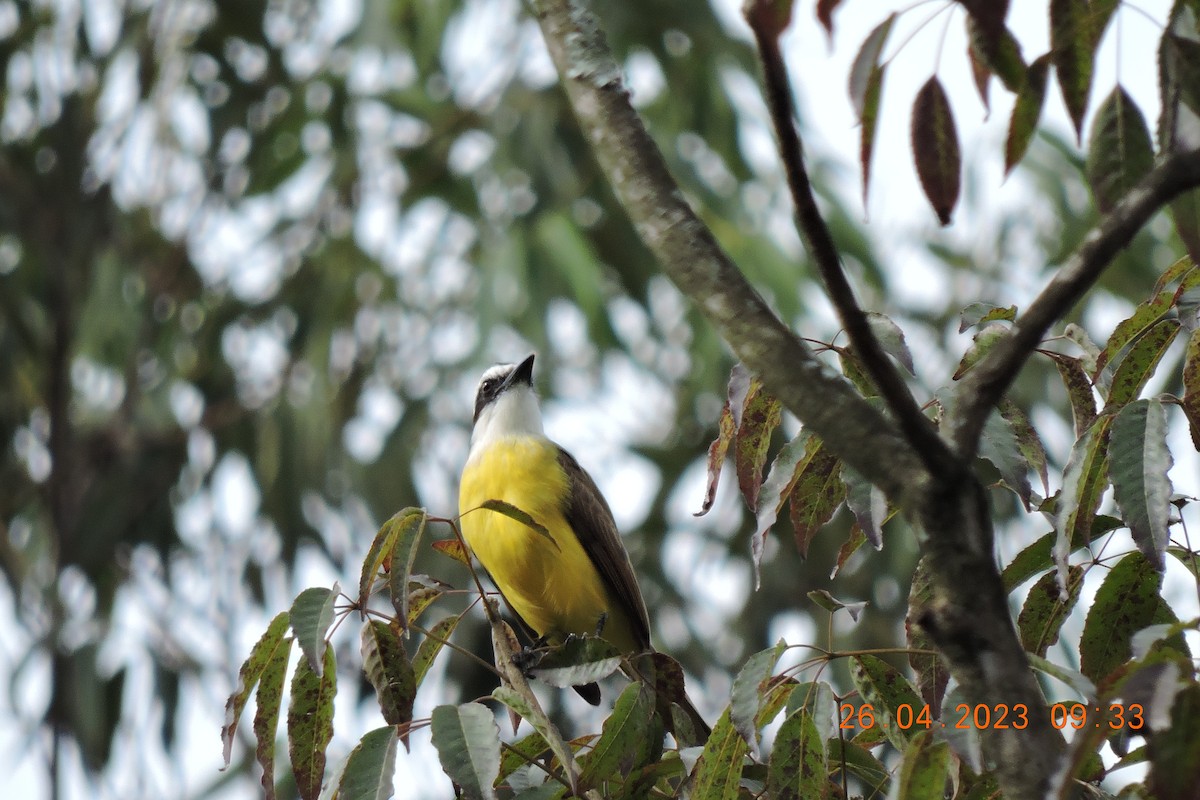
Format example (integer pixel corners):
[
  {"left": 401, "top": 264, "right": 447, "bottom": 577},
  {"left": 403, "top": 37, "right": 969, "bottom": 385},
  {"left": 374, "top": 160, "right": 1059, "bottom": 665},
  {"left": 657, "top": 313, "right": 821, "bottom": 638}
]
[{"left": 482, "top": 378, "right": 497, "bottom": 393}]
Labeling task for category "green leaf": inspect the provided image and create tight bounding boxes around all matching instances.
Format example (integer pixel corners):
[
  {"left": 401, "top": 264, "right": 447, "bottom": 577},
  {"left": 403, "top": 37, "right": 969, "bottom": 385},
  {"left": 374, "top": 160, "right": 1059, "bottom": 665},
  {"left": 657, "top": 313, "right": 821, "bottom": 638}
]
[
  {"left": 337, "top": 727, "right": 398, "bottom": 800},
  {"left": 1055, "top": 414, "right": 1113, "bottom": 592},
  {"left": 1168, "top": 546, "right": 1200, "bottom": 580},
  {"left": 1110, "top": 399, "right": 1174, "bottom": 570},
  {"left": 414, "top": 616, "right": 460, "bottom": 689},
  {"left": 1080, "top": 552, "right": 1166, "bottom": 684},
  {"left": 767, "top": 708, "right": 826, "bottom": 800},
  {"left": 528, "top": 636, "right": 623, "bottom": 688},
  {"left": 689, "top": 708, "right": 747, "bottom": 800},
  {"left": 787, "top": 440, "right": 844, "bottom": 560},
  {"left": 360, "top": 620, "right": 416, "bottom": 729},
  {"left": 358, "top": 512, "right": 406, "bottom": 606},
  {"left": 431, "top": 703, "right": 501, "bottom": 800},
  {"left": 1018, "top": 566, "right": 1084, "bottom": 656},
  {"left": 386, "top": 509, "right": 428, "bottom": 627},
  {"left": 842, "top": 465, "right": 887, "bottom": 549},
  {"left": 1042, "top": 351, "right": 1097, "bottom": 437},
  {"left": 479, "top": 499, "right": 553, "bottom": 544},
  {"left": 911, "top": 77, "right": 961, "bottom": 225},
  {"left": 498, "top": 732, "right": 552, "bottom": 785},
  {"left": 1086, "top": 86, "right": 1154, "bottom": 213},
  {"left": 1027, "top": 653, "right": 1097, "bottom": 699},
  {"left": 223, "top": 612, "right": 291, "bottom": 766},
  {"left": 735, "top": 379, "right": 783, "bottom": 511},
  {"left": 1182, "top": 327, "right": 1200, "bottom": 450},
  {"left": 893, "top": 731, "right": 950, "bottom": 800},
  {"left": 980, "top": 407, "right": 1034, "bottom": 509},
  {"left": 1001, "top": 515, "right": 1120, "bottom": 591},
  {"left": 288, "top": 643, "right": 337, "bottom": 800},
  {"left": 1000, "top": 399, "right": 1050, "bottom": 496},
  {"left": 1104, "top": 319, "right": 1181, "bottom": 410},
  {"left": 730, "top": 640, "right": 786, "bottom": 757},
  {"left": 578, "top": 681, "right": 654, "bottom": 789},
  {"left": 865, "top": 312, "right": 915, "bottom": 375},
  {"left": 849, "top": 654, "right": 925, "bottom": 750},
  {"left": 1163, "top": 33, "right": 1200, "bottom": 117},
  {"left": 827, "top": 738, "right": 889, "bottom": 795},
  {"left": 966, "top": 13, "right": 1027, "bottom": 92},
  {"left": 1005, "top": 53, "right": 1051, "bottom": 173},
  {"left": 954, "top": 324, "right": 1008, "bottom": 380},
  {"left": 1150, "top": 684, "right": 1200, "bottom": 799},
  {"left": 1051, "top": 0, "right": 1094, "bottom": 138},
  {"left": 807, "top": 590, "right": 867, "bottom": 621},
  {"left": 1095, "top": 288, "right": 1176, "bottom": 377},
  {"left": 784, "top": 682, "right": 839, "bottom": 743},
  {"left": 957, "top": 302, "right": 1017, "bottom": 333},
  {"left": 290, "top": 586, "right": 338, "bottom": 676},
  {"left": 489, "top": 687, "right": 576, "bottom": 793},
  {"left": 832, "top": 525, "right": 868, "bottom": 579},
  {"left": 253, "top": 634, "right": 292, "bottom": 800}
]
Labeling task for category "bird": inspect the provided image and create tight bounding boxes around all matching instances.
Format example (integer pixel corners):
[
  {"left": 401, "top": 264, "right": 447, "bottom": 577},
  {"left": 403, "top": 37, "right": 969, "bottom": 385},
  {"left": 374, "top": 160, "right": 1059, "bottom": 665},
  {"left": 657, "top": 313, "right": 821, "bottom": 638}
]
[{"left": 458, "top": 353, "right": 708, "bottom": 740}]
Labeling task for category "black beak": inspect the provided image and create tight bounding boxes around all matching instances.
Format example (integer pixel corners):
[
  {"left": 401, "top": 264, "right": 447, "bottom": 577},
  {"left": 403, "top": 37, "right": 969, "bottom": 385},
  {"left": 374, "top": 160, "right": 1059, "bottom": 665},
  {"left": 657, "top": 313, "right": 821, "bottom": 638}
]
[{"left": 505, "top": 354, "right": 535, "bottom": 389}]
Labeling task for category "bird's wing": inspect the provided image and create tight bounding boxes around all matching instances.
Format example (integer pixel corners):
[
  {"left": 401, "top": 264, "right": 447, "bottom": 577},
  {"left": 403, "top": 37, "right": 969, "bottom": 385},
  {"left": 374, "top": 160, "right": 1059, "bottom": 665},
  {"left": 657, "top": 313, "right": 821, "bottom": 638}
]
[{"left": 556, "top": 447, "right": 652, "bottom": 652}]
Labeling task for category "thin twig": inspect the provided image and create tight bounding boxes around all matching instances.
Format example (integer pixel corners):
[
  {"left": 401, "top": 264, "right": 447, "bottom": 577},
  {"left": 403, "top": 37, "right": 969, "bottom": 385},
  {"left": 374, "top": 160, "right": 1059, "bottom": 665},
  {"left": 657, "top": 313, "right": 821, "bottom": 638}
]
[
  {"left": 746, "top": 10, "right": 961, "bottom": 480},
  {"left": 950, "top": 148, "right": 1200, "bottom": 455}
]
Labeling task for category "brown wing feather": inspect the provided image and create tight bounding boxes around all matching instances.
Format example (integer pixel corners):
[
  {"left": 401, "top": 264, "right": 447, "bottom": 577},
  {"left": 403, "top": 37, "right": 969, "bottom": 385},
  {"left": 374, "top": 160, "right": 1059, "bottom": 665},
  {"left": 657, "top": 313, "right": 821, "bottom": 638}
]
[{"left": 556, "top": 447, "right": 652, "bottom": 652}]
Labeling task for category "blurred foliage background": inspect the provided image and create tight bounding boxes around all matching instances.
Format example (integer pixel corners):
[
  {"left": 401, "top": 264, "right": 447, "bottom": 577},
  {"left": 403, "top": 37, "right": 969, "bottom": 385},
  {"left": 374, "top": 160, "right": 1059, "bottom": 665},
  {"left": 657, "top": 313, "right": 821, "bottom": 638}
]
[{"left": 0, "top": 0, "right": 1189, "bottom": 796}]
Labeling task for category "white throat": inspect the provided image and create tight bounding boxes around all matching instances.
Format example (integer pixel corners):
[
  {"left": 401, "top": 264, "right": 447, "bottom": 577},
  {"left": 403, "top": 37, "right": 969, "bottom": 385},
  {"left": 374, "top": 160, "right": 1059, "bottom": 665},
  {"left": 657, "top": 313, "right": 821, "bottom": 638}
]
[{"left": 468, "top": 385, "right": 545, "bottom": 460}]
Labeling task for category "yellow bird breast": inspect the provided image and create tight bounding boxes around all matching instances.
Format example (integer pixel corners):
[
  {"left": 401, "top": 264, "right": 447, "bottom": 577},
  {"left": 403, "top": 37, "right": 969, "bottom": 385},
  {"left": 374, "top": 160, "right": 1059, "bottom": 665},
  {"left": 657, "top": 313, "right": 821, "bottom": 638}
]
[{"left": 458, "top": 436, "right": 636, "bottom": 653}]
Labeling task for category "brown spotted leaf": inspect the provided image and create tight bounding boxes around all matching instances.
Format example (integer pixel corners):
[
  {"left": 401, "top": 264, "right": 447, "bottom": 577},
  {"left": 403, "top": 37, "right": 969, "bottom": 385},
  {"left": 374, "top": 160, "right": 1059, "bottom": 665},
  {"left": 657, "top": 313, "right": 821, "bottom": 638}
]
[
  {"left": 1018, "top": 566, "right": 1083, "bottom": 656},
  {"left": 911, "top": 77, "right": 961, "bottom": 225},
  {"left": 735, "top": 379, "right": 783, "bottom": 511}
]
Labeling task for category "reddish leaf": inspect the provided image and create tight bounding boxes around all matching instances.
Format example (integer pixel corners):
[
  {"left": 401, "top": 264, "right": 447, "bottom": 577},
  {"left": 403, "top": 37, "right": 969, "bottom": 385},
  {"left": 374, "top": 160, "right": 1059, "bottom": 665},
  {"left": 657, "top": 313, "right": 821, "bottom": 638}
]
[
  {"left": 431, "top": 538, "right": 470, "bottom": 565},
  {"left": 965, "top": 13, "right": 1026, "bottom": 92},
  {"left": 967, "top": 38, "right": 991, "bottom": 111},
  {"left": 696, "top": 364, "right": 752, "bottom": 516},
  {"left": 850, "top": 15, "right": 895, "bottom": 207},
  {"left": 1005, "top": 54, "right": 1051, "bottom": 174},
  {"left": 1050, "top": 0, "right": 1094, "bottom": 139},
  {"left": 735, "top": 379, "right": 783, "bottom": 511},
  {"left": 745, "top": 0, "right": 797, "bottom": 41},
  {"left": 911, "top": 77, "right": 961, "bottom": 225},
  {"left": 816, "top": 0, "right": 844, "bottom": 35},
  {"left": 832, "top": 525, "right": 867, "bottom": 579},
  {"left": 1086, "top": 86, "right": 1154, "bottom": 213}
]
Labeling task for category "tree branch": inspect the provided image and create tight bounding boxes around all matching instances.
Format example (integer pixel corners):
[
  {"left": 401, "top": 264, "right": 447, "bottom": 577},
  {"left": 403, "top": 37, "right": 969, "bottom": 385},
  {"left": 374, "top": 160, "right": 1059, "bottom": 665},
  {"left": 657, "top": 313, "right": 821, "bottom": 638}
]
[
  {"left": 745, "top": 6, "right": 961, "bottom": 482},
  {"left": 530, "top": 0, "right": 926, "bottom": 505},
  {"left": 950, "top": 148, "right": 1200, "bottom": 455}
]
